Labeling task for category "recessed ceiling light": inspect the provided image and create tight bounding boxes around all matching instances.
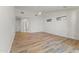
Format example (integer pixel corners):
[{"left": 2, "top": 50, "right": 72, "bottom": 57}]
[
  {"left": 35, "top": 12, "right": 42, "bottom": 16},
  {"left": 38, "top": 12, "right": 42, "bottom": 15}
]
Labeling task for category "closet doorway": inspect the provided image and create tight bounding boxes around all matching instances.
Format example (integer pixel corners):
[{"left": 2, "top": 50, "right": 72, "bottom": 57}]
[
  {"left": 16, "top": 17, "right": 30, "bottom": 32},
  {"left": 21, "top": 18, "right": 29, "bottom": 32}
]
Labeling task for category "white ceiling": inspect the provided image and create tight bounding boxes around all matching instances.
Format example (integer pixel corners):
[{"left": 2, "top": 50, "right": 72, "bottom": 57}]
[{"left": 15, "top": 6, "right": 79, "bottom": 12}]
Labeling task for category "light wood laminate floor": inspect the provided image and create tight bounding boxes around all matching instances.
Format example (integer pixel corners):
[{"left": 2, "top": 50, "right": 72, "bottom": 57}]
[{"left": 11, "top": 32, "right": 79, "bottom": 53}]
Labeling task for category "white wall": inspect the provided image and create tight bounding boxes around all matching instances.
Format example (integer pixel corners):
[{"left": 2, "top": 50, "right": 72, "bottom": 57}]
[
  {"left": 42, "top": 9, "right": 79, "bottom": 39},
  {"left": 75, "top": 10, "right": 79, "bottom": 39},
  {"left": 0, "top": 7, "right": 15, "bottom": 52},
  {"left": 18, "top": 16, "right": 44, "bottom": 32},
  {"left": 68, "top": 10, "right": 77, "bottom": 39},
  {"left": 16, "top": 9, "right": 44, "bottom": 32},
  {"left": 16, "top": 19, "right": 21, "bottom": 32},
  {"left": 28, "top": 16, "right": 44, "bottom": 32},
  {"left": 42, "top": 11, "right": 69, "bottom": 37}
]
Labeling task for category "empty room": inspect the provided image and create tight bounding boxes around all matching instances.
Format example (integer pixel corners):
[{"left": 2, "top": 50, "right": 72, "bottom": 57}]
[{"left": 0, "top": 6, "right": 79, "bottom": 53}]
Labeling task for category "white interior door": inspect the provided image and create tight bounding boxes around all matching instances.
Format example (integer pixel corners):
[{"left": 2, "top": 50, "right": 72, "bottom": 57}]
[{"left": 21, "top": 18, "right": 29, "bottom": 32}]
